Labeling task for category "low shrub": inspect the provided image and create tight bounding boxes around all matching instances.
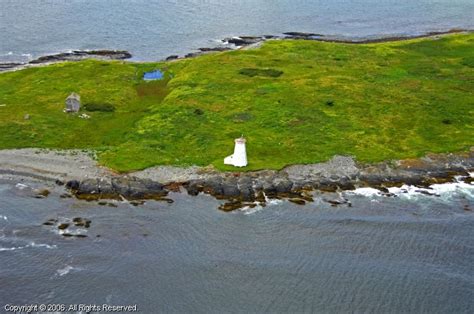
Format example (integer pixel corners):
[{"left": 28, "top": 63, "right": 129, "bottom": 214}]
[
  {"left": 239, "top": 68, "right": 283, "bottom": 78},
  {"left": 326, "top": 100, "right": 335, "bottom": 107}
]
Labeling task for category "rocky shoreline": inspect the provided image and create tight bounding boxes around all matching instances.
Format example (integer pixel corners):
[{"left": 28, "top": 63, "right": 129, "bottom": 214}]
[
  {"left": 1, "top": 29, "right": 471, "bottom": 73},
  {"left": 0, "top": 50, "right": 132, "bottom": 72},
  {"left": 1, "top": 149, "right": 472, "bottom": 211},
  {"left": 166, "top": 29, "right": 472, "bottom": 61}
]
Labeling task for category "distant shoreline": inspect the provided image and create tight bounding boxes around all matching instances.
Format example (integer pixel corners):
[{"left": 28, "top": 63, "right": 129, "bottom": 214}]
[{"left": 1, "top": 29, "right": 472, "bottom": 73}]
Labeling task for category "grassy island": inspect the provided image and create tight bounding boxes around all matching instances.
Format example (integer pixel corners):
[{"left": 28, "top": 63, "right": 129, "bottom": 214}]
[{"left": 0, "top": 33, "right": 473, "bottom": 172}]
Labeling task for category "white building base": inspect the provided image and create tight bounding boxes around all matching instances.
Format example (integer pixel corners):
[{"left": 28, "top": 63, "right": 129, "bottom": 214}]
[{"left": 224, "top": 137, "right": 248, "bottom": 167}]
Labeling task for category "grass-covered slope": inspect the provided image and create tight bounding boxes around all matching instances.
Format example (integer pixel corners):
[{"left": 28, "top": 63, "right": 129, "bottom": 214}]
[{"left": 0, "top": 33, "right": 473, "bottom": 172}]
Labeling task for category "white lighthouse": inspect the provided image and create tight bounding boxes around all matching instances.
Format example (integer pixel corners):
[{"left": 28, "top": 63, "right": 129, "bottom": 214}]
[{"left": 224, "top": 136, "right": 248, "bottom": 167}]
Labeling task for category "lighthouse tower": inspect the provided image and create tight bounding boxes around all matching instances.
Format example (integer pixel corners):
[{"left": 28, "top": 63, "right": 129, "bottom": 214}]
[{"left": 224, "top": 136, "right": 248, "bottom": 167}]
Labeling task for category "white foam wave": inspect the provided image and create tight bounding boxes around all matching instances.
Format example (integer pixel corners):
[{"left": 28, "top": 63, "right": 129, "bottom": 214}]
[
  {"left": 240, "top": 204, "right": 265, "bottom": 215},
  {"left": 15, "top": 183, "right": 29, "bottom": 190},
  {"left": 0, "top": 246, "right": 19, "bottom": 252},
  {"left": 347, "top": 187, "right": 382, "bottom": 197},
  {"left": 348, "top": 179, "right": 474, "bottom": 200},
  {"left": 387, "top": 185, "right": 435, "bottom": 198},
  {"left": 56, "top": 265, "right": 81, "bottom": 276},
  {"left": 263, "top": 192, "right": 283, "bottom": 205},
  {"left": 29, "top": 242, "right": 57, "bottom": 249},
  {"left": 395, "top": 182, "right": 473, "bottom": 199},
  {"left": 0, "top": 241, "right": 57, "bottom": 252},
  {"left": 268, "top": 199, "right": 283, "bottom": 206},
  {"left": 430, "top": 182, "right": 474, "bottom": 198}
]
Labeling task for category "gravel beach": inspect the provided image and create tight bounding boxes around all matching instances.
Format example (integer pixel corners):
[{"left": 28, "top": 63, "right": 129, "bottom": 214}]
[{"left": 0, "top": 149, "right": 213, "bottom": 184}]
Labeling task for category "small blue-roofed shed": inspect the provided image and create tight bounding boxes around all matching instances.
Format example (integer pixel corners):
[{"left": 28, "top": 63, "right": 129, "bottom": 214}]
[{"left": 143, "top": 70, "right": 164, "bottom": 81}]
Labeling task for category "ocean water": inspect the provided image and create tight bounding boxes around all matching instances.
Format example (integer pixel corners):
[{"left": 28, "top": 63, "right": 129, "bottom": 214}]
[
  {"left": 1, "top": 181, "right": 473, "bottom": 313},
  {"left": 1, "top": 0, "right": 474, "bottom": 62}
]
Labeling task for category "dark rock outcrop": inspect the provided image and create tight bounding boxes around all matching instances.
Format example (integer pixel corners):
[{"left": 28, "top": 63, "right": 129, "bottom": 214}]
[
  {"left": 0, "top": 63, "right": 24, "bottom": 72},
  {"left": 184, "top": 52, "right": 205, "bottom": 59},
  {"left": 198, "top": 47, "right": 232, "bottom": 52},
  {"left": 274, "top": 178, "right": 293, "bottom": 193},
  {"left": 29, "top": 50, "right": 132, "bottom": 64},
  {"left": 63, "top": 151, "right": 473, "bottom": 212},
  {"left": 283, "top": 32, "right": 323, "bottom": 38},
  {"left": 66, "top": 180, "right": 80, "bottom": 190},
  {"left": 67, "top": 176, "right": 167, "bottom": 201},
  {"left": 224, "top": 36, "right": 264, "bottom": 46}
]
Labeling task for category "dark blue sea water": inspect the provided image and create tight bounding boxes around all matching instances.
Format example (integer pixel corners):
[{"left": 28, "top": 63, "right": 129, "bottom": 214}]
[
  {"left": 1, "top": 0, "right": 474, "bottom": 62},
  {"left": 1, "top": 180, "right": 473, "bottom": 313}
]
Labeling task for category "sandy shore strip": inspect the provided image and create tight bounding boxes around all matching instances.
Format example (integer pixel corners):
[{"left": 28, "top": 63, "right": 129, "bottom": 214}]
[
  {"left": 0, "top": 149, "right": 109, "bottom": 182},
  {"left": 0, "top": 148, "right": 214, "bottom": 184}
]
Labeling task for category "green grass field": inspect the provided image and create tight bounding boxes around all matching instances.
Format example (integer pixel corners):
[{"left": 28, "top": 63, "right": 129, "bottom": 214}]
[{"left": 0, "top": 33, "right": 473, "bottom": 172}]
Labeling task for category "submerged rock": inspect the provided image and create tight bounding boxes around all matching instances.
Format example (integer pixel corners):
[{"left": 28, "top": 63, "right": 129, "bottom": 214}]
[
  {"left": 58, "top": 223, "right": 69, "bottom": 230},
  {"left": 130, "top": 200, "right": 145, "bottom": 206},
  {"left": 32, "top": 188, "right": 51, "bottom": 198},
  {"left": 160, "top": 198, "right": 174, "bottom": 204},
  {"left": 72, "top": 217, "right": 91, "bottom": 228},
  {"left": 218, "top": 200, "right": 245, "bottom": 212},
  {"left": 324, "top": 195, "right": 351, "bottom": 207},
  {"left": 289, "top": 198, "right": 306, "bottom": 205}
]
